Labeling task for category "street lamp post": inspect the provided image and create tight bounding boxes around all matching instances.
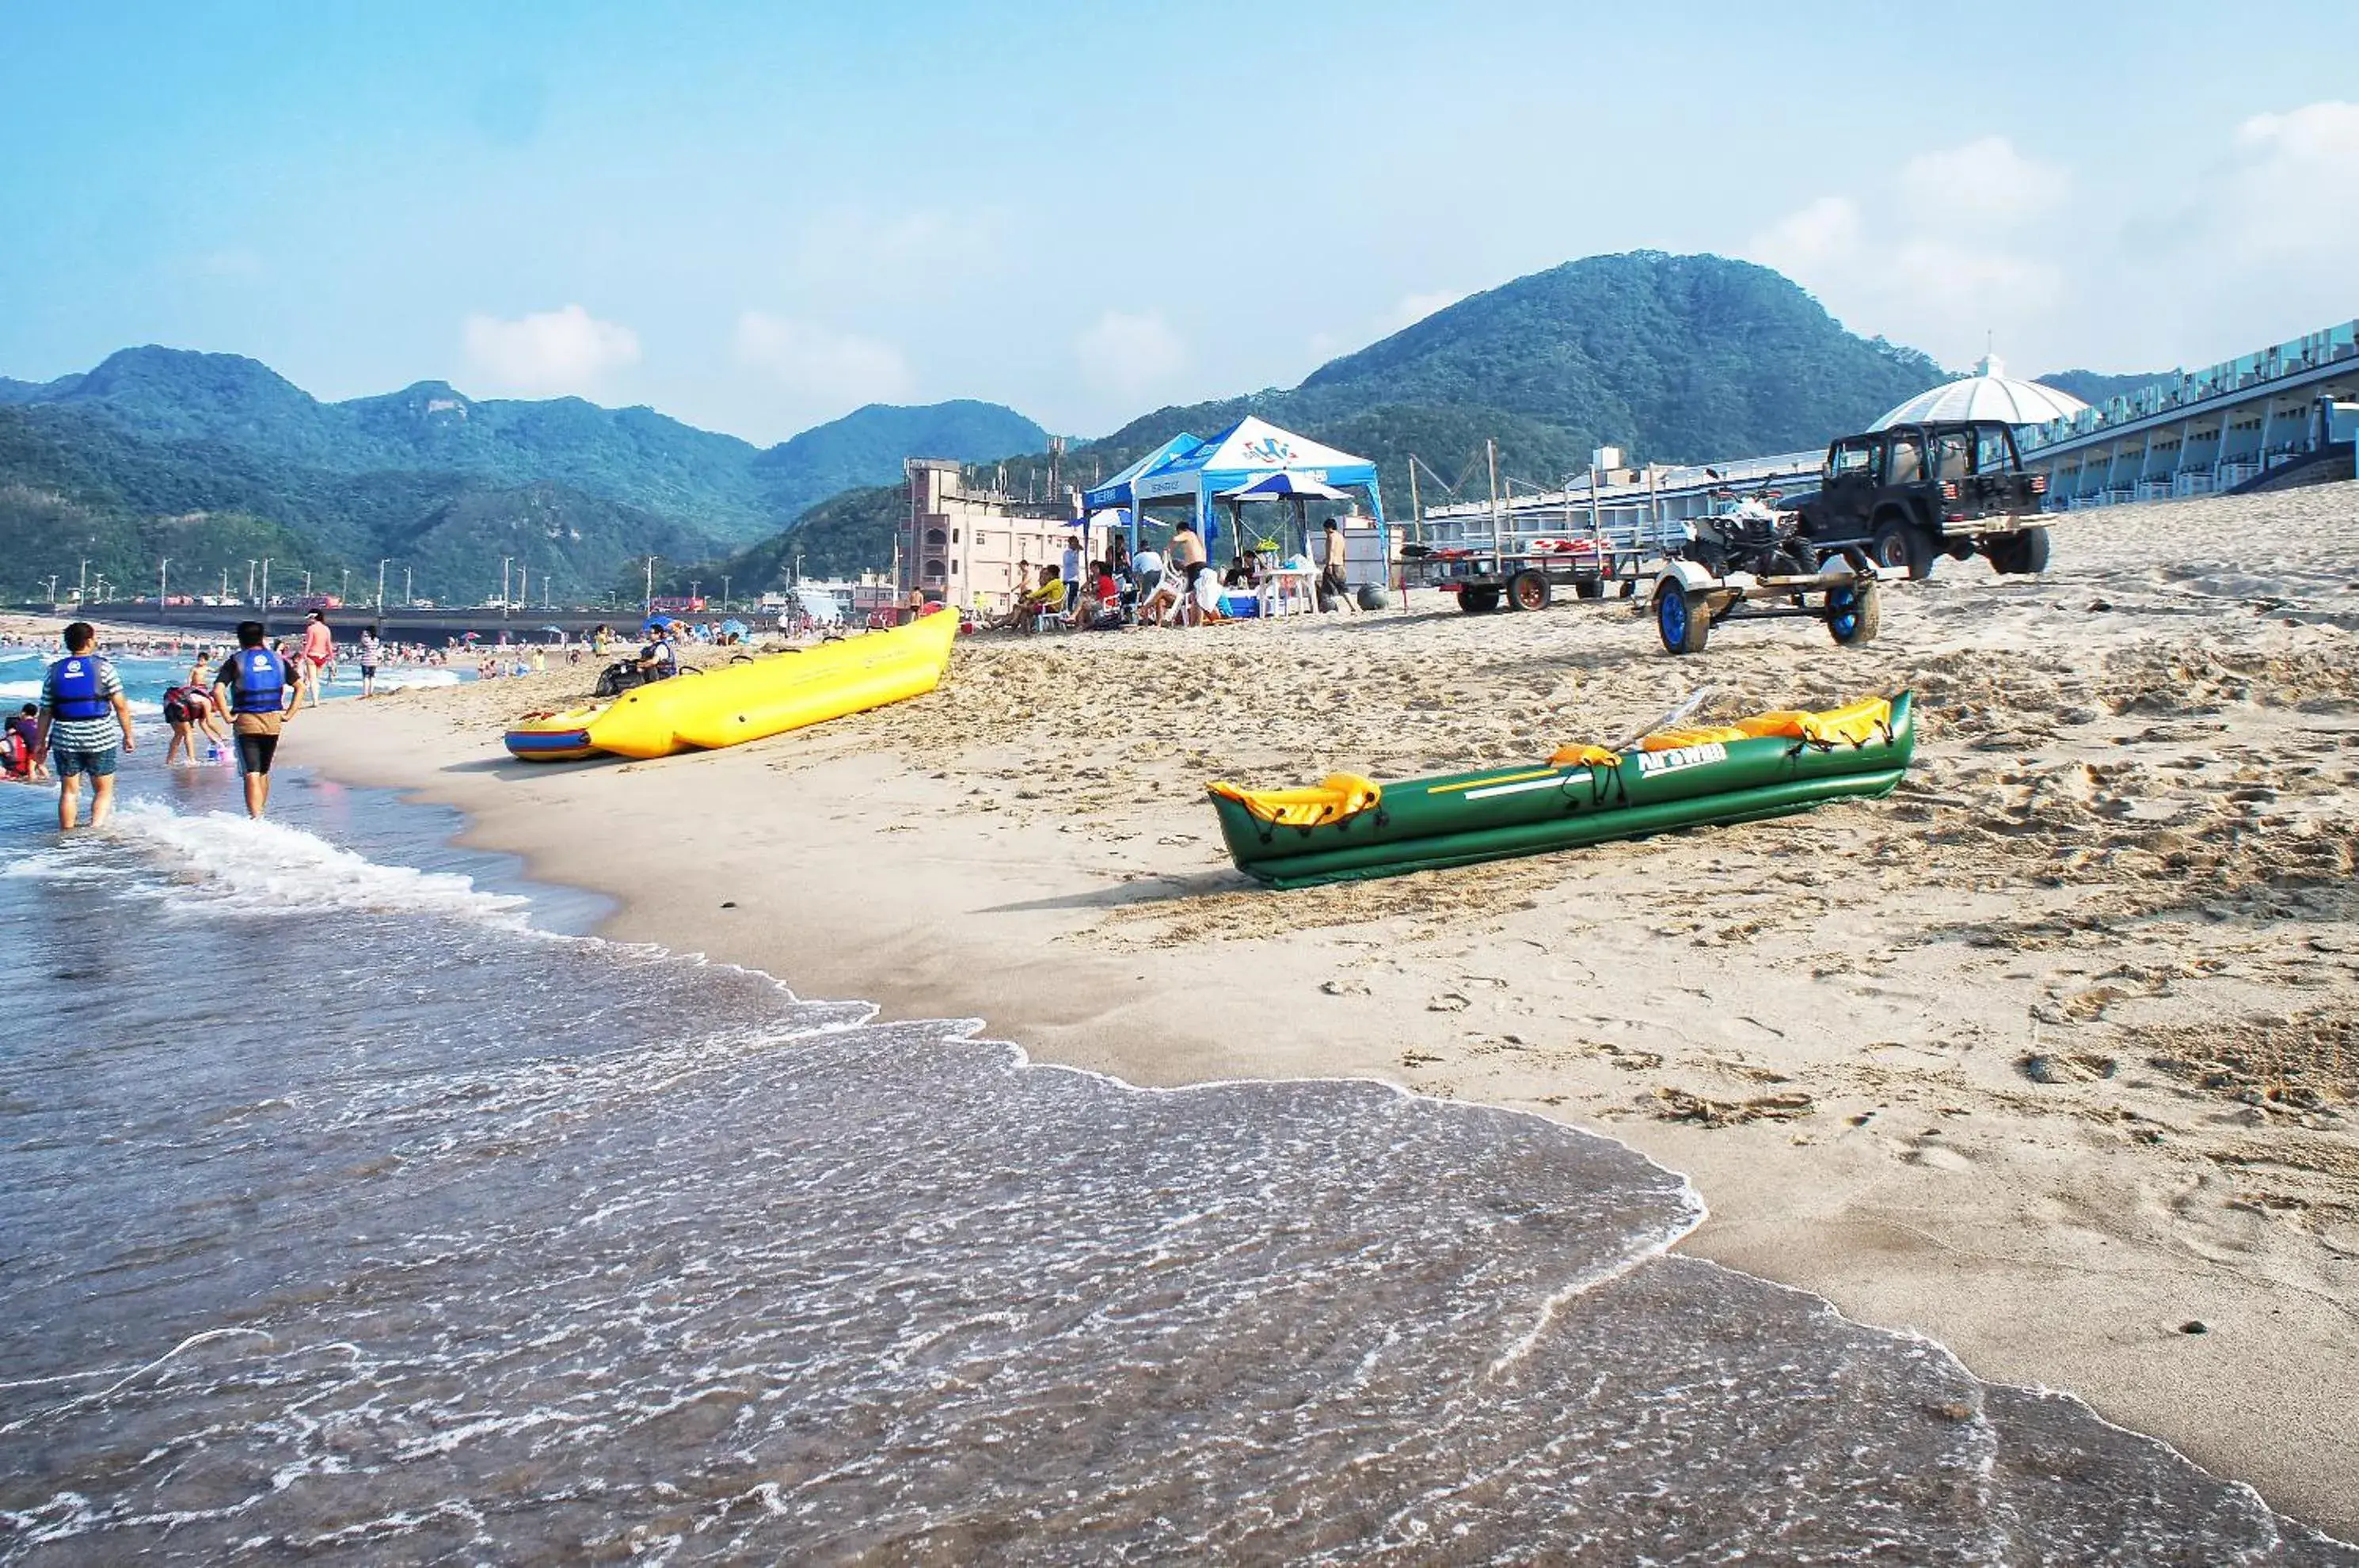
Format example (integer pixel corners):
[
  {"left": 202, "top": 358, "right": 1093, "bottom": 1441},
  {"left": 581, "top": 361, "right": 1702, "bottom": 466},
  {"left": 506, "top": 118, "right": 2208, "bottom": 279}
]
[
  {"left": 45, "top": 575, "right": 59, "bottom": 606},
  {"left": 158, "top": 558, "right": 169, "bottom": 623},
  {"left": 644, "top": 557, "right": 658, "bottom": 616},
  {"left": 501, "top": 557, "right": 512, "bottom": 615},
  {"left": 261, "top": 559, "right": 271, "bottom": 611},
  {"left": 721, "top": 575, "right": 730, "bottom": 611},
  {"left": 403, "top": 567, "right": 413, "bottom": 605},
  {"left": 341, "top": 567, "right": 350, "bottom": 604},
  {"left": 77, "top": 559, "right": 89, "bottom": 603},
  {"left": 246, "top": 561, "right": 257, "bottom": 602},
  {"left": 377, "top": 559, "right": 389, "bottom": 612}
]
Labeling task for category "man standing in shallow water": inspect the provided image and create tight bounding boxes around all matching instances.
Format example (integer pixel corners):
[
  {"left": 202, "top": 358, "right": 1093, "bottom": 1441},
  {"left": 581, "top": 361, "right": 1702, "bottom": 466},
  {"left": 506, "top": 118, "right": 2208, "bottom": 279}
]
[
  {"left": 35, "top": 622, "right": 135, "bottom": 830},
  {"left": 211, "top": 621, "right": 293, "bottom": 820}
]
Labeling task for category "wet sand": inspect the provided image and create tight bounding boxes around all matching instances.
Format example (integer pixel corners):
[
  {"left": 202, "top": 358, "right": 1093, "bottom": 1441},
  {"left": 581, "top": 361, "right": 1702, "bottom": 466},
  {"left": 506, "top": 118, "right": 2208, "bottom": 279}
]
[{"left": 290, "top": 481, "right": 2359, "bottom": 1538}]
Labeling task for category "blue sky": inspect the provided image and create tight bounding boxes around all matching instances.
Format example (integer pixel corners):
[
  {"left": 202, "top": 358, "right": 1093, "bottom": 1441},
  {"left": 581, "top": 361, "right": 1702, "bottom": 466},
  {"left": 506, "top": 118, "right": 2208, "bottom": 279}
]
[{"left": 4, "top": 2, "right": 2356, "bottom": 445}]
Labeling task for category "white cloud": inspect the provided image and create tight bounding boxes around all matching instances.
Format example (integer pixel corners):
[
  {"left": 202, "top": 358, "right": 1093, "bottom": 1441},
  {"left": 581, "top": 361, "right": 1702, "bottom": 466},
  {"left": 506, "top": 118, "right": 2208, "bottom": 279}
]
[
  {"left": 1749, "top": 195, "right": 1862, "bottom": 272},
  {"left": 1074, "top": 310, "right": 1187, "bottom": 398},
  {"left": 462, "top": 304, "right": 641, "bottom": 395},
  {"left": 1897, "top": 136, "right": 2071, "bottom": 230},
  {"left": 1387, "top": 290, "right": 1467, "bottom": 331},
  {"left": 732, "top": 311, "right": 913, "bottom": 406},
  {"left": 2216, "top": 101, "right": 2359, "bottom": 263},
  {"left": 1745, "top": 139, "right": 2072, "bottom": 366}
]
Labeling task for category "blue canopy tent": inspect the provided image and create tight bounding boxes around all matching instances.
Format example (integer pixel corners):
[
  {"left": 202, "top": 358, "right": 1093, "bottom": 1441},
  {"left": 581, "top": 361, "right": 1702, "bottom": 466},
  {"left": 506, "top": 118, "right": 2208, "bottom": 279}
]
[
  {"left": 1080, "top": 432, "right": 1203, "bottom": 516},
  {"left": 1124, "top": 415, "right": 1384, "bottom": 564}
]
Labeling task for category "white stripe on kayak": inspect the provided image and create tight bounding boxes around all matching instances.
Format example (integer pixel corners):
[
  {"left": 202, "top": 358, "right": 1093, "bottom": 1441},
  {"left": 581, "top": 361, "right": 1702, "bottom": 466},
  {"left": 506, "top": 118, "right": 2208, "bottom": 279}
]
[{"left": 1463, "top": 771, "right": 1588, "bottom": 801}]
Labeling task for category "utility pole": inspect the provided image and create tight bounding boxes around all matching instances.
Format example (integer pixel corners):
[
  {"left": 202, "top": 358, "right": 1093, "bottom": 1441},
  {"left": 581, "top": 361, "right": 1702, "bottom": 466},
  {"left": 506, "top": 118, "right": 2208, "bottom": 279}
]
[
  {"left": 77, "top": 559, "right": 88, "bottom": 603},
  {"left": 261, "top": 559, "right": 271, "bottom": 608},
  {"left": 644, "top": 556, "right": 657, "bottom": 616},
  {"left": 721, "top": 575, "right": 730, "bottom": 610},
  {"left": 46, "top": 575, "right": 59, "bottom": 605},
  {"left": 1485, "top": 439, "right": 1501, "bottom": 547},
  {"left": 219, "top": 567, "right": 230, "bottom": 598},
  {"left": 501, "top": 557, "right": 512, "bottom": 612},
  {"left": 340, "top": 567, "right": 350, "bottom": 603},
  {"left": 302, "top": 570, "right": 313, "bottom": 596},
  {"left": 158, "top": 557, "right": 169, "bottom": 615},
  {"left": 1407, "top": 456, "right": 1423, "bottom": 546},
  {"left": 246, "top": 561, "right": 257, "bottom": 602},
  {"left": 403, "top": 567, "right": 413, "bottom": 605},
  {"left": 517, "top": 563, "right": 527, "bottom": 611},
  {"left": 691, "top": 580, "right": 700, "bottom": 607},
  {"left": 377, "top": 558, "right": 389, "bottom": 611}
]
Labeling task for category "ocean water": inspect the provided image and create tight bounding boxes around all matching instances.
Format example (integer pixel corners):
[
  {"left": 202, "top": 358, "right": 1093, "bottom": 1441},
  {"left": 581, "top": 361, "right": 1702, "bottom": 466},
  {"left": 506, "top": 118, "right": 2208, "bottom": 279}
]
[
  {"left": 0, "top": 646, "right": 467, "bottom": 730},
  {"left": 0, "top": 743, "right": 2352, "bottom": 1562}
]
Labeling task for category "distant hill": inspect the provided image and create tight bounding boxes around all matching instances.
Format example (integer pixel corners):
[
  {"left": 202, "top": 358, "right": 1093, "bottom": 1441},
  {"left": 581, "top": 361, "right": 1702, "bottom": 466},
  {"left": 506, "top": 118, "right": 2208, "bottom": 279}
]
[
  {"left": 0, "top": 347, "right": 1045, "bottom": 602},
  {"left": 753, "top": 401, "right": 1048, "bottom": 525},
  {"left": 2036, "top": 369, "right": 2173, "bottom": 408},
  {"left": 0, "top": 402, "right": 729, "bottom": 607},
  {"left": 664, "top": 252, "right": 1957, "bottom": 592}
]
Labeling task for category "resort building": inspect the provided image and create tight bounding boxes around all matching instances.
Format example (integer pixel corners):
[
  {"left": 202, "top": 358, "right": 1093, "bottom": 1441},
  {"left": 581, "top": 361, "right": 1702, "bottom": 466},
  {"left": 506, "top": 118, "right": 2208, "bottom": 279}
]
[
  {"left": 902, "top": 459, "right": 1078, "bottom": 615},
  {"left": 2015, "top": 320, "right": 2359, "bottom": 506}
]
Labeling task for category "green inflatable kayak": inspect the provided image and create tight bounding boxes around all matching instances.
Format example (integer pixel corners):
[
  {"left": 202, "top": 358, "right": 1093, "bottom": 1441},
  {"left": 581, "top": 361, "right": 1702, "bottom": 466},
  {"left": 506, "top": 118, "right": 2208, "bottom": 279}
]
[{"left": 1208, "top": 692, "right": 1916, "bottom": 889}]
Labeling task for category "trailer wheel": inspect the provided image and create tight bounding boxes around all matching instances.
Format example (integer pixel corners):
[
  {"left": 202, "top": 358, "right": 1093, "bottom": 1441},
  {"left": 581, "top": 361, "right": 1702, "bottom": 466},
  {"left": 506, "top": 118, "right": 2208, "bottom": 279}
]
[
  {"left": 1990, "top": 527, "right": 2052, "bottom": 576},
  {"left": 1870, "top": 517, "right": 1935, "bottom": 580},
  {"left": 1507, "top": 569, "right": 1552, "bottom": 611},
  {"left": 1459, "top": 586, "right": 1501, "bottom": 615},
  {"left": 1657, "top": 584, "right": 1710, "bottom": 655},
  {"left": 1574, "top": 577, "right": 1605, "bottom": 600},
  {"left": 1828, "top": 581, "right": 1881, "bottom": 646}
]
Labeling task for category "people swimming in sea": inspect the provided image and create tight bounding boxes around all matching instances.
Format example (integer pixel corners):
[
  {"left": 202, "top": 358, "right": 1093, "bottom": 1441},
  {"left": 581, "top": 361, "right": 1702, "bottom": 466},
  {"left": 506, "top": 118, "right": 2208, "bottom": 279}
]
[{"left": 211, "top": 621, "right": 294, "bottom": 820}]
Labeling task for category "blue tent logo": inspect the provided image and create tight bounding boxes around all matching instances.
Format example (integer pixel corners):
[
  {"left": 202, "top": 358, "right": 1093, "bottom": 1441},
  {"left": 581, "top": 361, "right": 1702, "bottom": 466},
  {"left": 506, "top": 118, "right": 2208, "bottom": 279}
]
[{"left": 1241, "top": 436, "right": 1295, "bottom": 463}]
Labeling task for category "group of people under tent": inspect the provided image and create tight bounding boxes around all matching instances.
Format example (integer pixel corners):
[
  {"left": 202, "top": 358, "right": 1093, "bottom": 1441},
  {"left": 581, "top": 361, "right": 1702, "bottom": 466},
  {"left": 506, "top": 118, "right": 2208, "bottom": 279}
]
[{"left": 984, "top": 516, "right": 1363, "bottom": 634}]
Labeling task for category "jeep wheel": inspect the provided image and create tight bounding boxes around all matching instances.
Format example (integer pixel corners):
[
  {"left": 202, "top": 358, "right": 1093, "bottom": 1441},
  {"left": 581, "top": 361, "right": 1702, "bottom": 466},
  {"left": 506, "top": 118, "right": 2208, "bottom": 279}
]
[
  {"left": 1990, "top": 527, "right": 2052, "bottom": 576},
  {"left": 1870, "top": 518, "right": 1935, "bottom": 580},
  {"left": 1507, "top": 569, "right": 1552, "bottom": 612},
  {"left": 1828, "top": 581, "right": 1881, "bottom": 646},
  {"left": 1657, "top": 584, "right": 1710, "bottom": 655},
  {"left": 1458, "top": 586, "right": 1501, "bottom": 615}
]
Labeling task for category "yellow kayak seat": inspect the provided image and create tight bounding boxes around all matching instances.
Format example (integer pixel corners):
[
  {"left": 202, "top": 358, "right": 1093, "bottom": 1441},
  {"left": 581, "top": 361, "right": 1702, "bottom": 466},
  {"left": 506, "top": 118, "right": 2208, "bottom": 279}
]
[
  {"left": 1208, "top": 772, "right": 1383, "bottom": 828},
  {"left": 1547, "top": 743, "right": 1623, "bottom": 768},
  {"left": 1635, "top": 695, "right": 1897, "bottom": 752}
]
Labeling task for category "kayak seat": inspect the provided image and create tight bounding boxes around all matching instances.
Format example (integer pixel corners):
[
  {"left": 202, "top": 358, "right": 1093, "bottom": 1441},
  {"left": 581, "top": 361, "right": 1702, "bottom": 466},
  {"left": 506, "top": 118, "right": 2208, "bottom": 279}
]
[
  {"left": 1642, "top": 696, "right": 1893, "bottom": 752},
  {"left": 1547, "top": 743, "right": 1623, "bottom": 768},
  {"left": 1208, "top": 772, "right": 1383, "bottom": 828}
]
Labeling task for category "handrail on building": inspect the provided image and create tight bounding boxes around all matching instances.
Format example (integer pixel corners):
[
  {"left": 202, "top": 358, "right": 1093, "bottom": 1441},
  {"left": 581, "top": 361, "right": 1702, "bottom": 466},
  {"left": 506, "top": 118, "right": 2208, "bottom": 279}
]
[{"left": 2019, "top": 318, "right": 2359, "bottom": 454}]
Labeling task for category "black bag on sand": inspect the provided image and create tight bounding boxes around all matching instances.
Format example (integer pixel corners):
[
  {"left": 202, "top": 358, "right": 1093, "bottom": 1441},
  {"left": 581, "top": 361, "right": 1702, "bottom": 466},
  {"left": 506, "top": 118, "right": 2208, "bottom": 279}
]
[{"left": 593, "top": 662, "right": 649, "bottom": 698}]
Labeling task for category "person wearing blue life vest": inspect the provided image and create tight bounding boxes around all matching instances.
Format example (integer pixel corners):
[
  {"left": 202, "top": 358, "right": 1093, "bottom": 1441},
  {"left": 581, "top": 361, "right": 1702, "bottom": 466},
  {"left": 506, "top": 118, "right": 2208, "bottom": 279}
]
[
  {"left": 34, "top": 621, "right": 136, "bottom": 831},
  {"left": 209, "top": 621, "right": 295, "bottom": 820}
]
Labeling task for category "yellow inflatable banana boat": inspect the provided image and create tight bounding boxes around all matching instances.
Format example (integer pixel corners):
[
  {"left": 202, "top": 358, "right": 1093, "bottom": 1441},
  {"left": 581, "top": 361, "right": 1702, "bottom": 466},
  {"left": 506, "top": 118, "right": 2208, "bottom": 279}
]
[{"left": 504, "top": 609, "right": 959, "bottom": 763}]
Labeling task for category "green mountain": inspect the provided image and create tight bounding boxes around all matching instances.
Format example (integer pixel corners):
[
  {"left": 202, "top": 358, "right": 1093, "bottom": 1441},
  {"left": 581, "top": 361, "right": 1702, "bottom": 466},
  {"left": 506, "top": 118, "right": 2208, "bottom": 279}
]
[
  {"left": 0, "top": 402, "right": 725, "bottom": 607},
  {"left": 0, "top": 348, "right": 1046, "bottom": 603},
  {"left": 670, "top": 252, "right": 1956, "bottom": 592},
  {"left": 754, "top": 401, "right": 1053, "bottom": 526},
  {"left": 2036, "top": 369, "right": 2171, "bottom": 408}
]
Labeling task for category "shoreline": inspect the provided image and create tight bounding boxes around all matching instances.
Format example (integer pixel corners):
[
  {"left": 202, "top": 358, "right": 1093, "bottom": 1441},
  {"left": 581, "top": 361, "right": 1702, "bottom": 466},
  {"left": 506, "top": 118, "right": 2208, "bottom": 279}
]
[{"left": 287, "top": 483, "right": 2359, "bottom": 1538}]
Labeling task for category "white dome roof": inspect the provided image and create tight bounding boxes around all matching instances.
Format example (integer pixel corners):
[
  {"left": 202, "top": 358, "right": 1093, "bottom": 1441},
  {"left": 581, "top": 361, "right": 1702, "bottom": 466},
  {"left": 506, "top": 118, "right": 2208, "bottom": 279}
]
[{"left": 1870, "top": 355, "right": 2090, "bottom": 429}]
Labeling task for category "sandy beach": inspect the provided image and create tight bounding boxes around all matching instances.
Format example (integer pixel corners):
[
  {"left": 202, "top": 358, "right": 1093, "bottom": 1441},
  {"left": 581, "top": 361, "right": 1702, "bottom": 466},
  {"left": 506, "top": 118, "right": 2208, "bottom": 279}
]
[{"left": 285, "top": 482, "right": 2359, "bottom": 1537}]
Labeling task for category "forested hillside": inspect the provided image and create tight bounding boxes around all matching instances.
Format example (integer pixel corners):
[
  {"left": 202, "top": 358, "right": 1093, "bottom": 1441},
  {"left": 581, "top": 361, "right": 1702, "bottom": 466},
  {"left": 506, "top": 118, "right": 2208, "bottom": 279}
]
[
  {"left": 663, "top": 253, "right": 1955, "bottom": 593},
  {"left": 0, "top": 348, "right": 1044, "bottom": 602}
]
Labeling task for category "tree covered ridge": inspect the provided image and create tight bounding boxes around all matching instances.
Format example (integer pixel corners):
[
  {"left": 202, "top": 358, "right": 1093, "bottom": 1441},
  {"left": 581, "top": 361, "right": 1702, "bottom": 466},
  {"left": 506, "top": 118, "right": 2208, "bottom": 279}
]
[
  {"left": 675, "top": 252, "right": 1958, "bottom": 589},
  {"left": 0, "top": 347, "right": 1044, "bottom": 601}
]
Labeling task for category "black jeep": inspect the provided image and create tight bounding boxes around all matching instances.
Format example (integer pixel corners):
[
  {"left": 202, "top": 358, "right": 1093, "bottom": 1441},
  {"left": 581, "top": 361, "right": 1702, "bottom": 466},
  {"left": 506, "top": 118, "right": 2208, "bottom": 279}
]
[{"left": 1790, "top": 419, "right": 2052, "bottom": 579}]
